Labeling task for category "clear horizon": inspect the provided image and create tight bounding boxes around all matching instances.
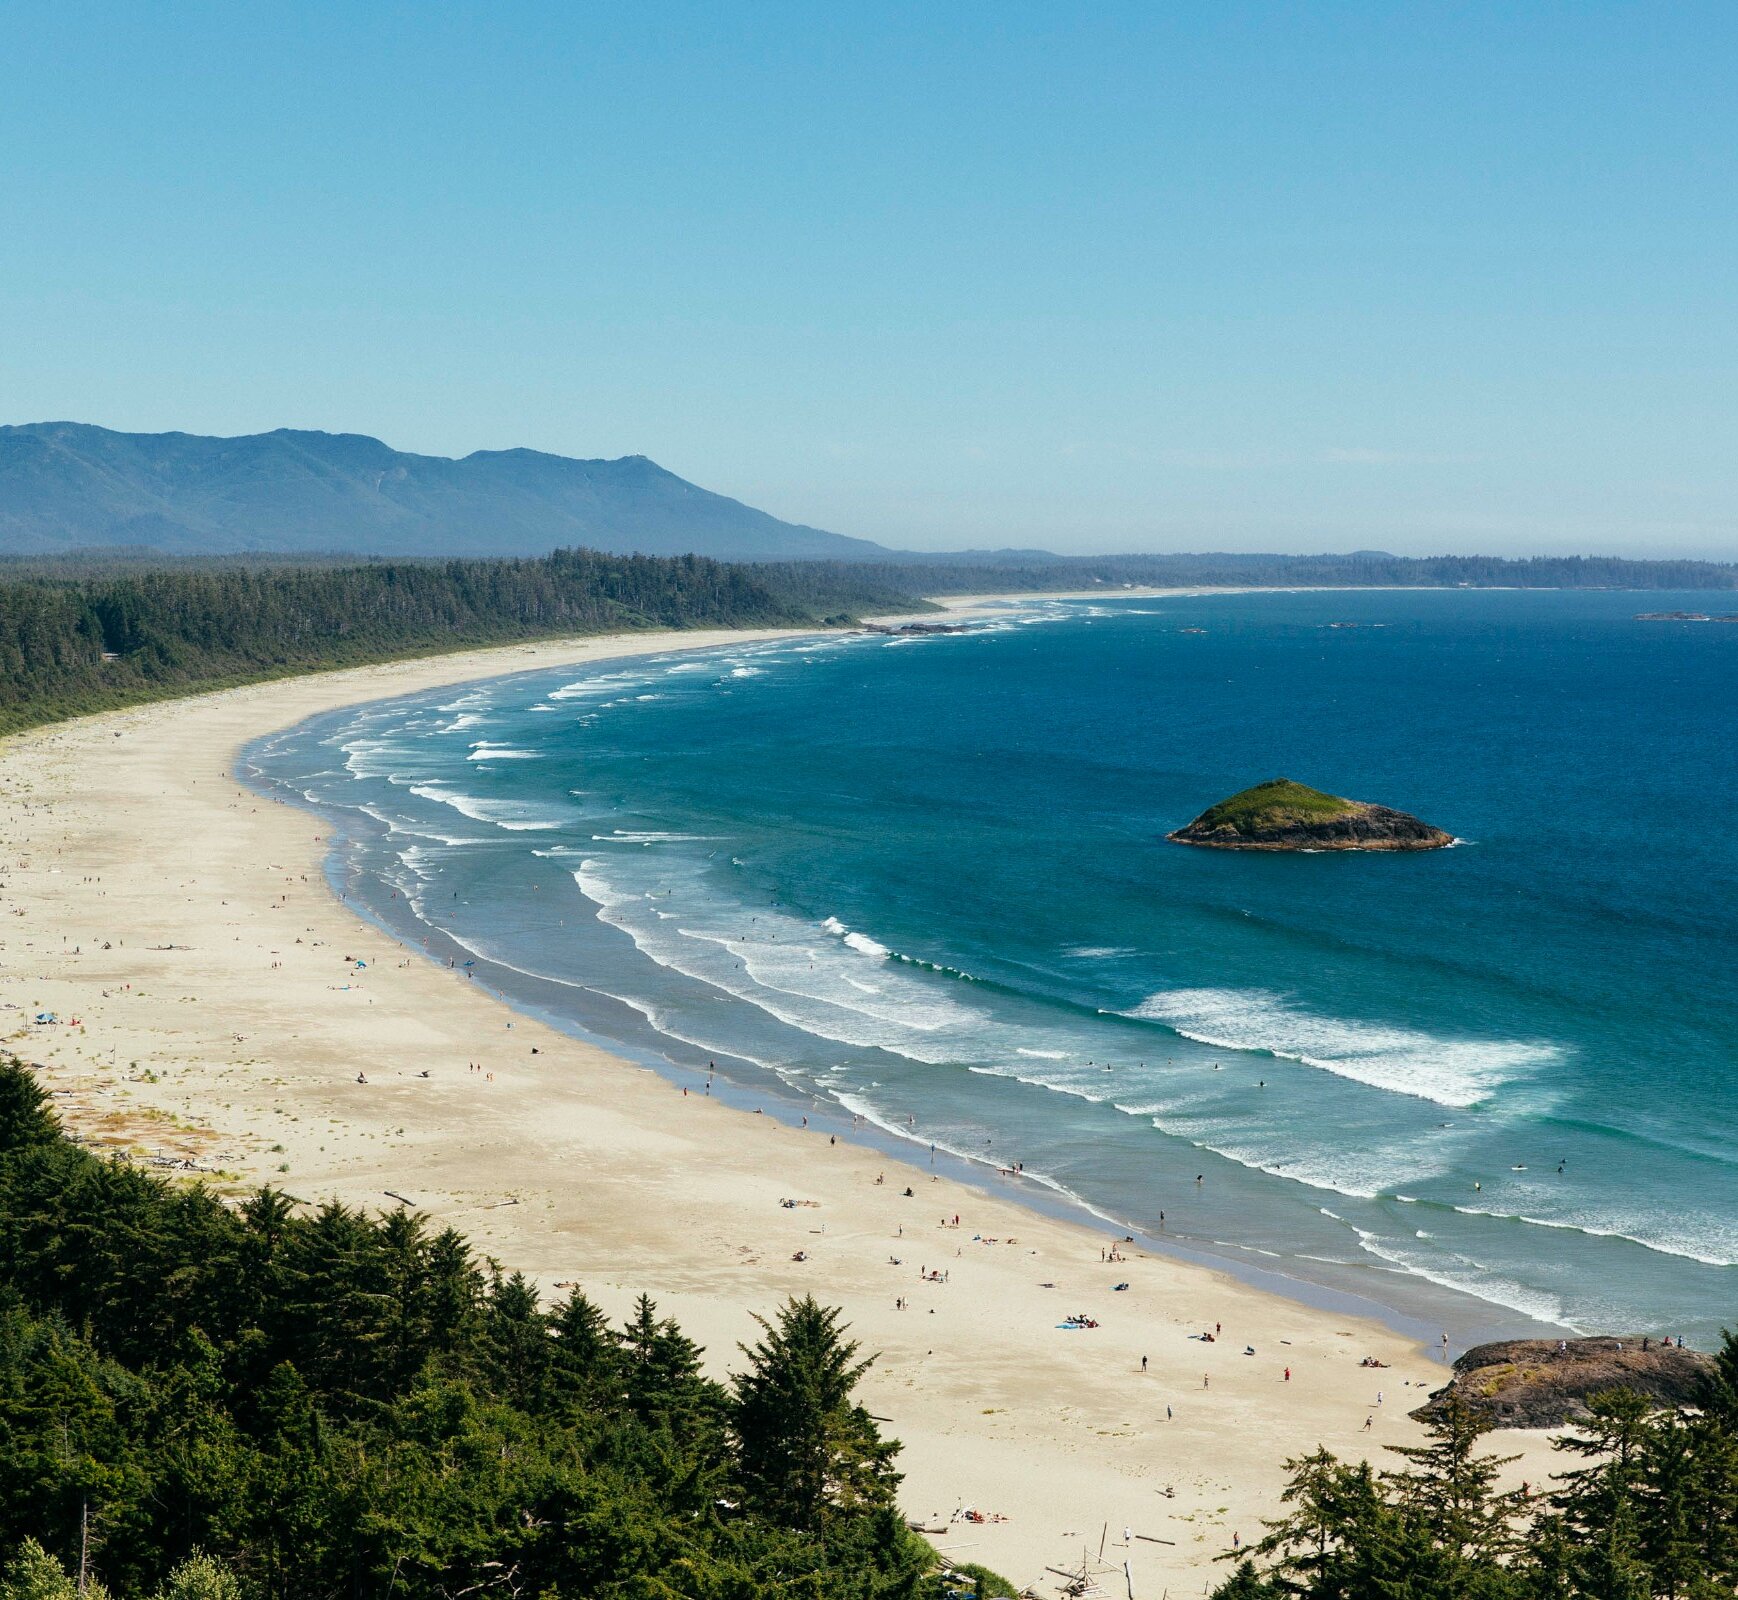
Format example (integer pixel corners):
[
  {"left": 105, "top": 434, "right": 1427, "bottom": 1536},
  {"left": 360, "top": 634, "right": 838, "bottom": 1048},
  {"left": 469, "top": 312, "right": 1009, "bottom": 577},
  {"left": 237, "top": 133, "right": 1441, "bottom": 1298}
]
[{"left": 4, "top": 4, "right": 1734, "bottom": 559}]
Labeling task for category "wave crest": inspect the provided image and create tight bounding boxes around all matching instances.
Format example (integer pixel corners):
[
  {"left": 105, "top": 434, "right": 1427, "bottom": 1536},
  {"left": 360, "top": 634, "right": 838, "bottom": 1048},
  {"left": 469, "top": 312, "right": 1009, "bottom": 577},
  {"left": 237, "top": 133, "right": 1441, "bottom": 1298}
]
[{"left": 1127, "top": 987, "right": 1558, "bottom": 1108}]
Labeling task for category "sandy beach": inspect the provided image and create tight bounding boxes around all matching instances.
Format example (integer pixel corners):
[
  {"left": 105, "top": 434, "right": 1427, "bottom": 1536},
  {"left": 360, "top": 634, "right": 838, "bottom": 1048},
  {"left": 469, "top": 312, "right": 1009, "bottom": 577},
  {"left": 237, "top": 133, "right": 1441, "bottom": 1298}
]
[{"left": 0, "top": 622, "right": 1558, "bottom": 1595}]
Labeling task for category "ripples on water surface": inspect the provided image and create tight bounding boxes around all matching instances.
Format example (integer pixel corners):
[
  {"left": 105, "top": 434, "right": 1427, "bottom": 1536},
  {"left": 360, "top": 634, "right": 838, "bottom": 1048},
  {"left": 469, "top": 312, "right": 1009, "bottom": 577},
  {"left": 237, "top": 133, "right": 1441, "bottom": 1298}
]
[{"left": 246, "top": 591, "right": 1738, "bottom": 1344}]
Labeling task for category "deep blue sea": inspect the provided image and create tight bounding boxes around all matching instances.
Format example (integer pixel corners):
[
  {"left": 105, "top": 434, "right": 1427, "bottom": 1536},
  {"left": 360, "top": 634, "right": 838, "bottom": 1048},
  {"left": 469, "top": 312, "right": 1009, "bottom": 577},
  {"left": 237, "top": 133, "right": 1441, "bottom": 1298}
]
[{"left": 246, "top": 591, "right": 1738, "bottom": 1345}]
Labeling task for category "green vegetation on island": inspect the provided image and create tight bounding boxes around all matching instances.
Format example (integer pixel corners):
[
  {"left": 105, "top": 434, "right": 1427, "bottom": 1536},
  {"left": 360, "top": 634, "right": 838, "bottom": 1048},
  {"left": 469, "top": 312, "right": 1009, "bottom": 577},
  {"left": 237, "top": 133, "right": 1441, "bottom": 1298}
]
[
  {"left": 1169, "top": 778, "right": 1454, "bottom": 851},
  {"left": 1188, "top": 778, "right": 1360, "bottom": 829},
  {"left": 0, "top": 1057, "right": 1003, "bottom": 1599}
]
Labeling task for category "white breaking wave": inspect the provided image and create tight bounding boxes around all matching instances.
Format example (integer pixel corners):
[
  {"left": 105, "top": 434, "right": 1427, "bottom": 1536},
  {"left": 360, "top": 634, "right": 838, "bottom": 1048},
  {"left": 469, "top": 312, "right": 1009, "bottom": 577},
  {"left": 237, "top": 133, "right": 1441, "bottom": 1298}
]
[
  {"left": 467, "top": 742, "right": 542, "bottom": 760},
  {"left": 1128, "top": 987, "right": 1557, "bottom": 1108},
  {"left": 548, "top": 670, "right": 656, "bottom": 700},
  {"left": 355, "top": 804, "right": 489, "bottom": 848},
  {"left": 340, "top": 737, "right": 417, "bottom": 781},
  {"left": 588, "top": 990, "right": 788, "bottom": 1075},
  {"left": 435, "top": 692, "right": 492, "bottom": 714},
  {"left": 591, "top": 831, "right": 723, "bottom": 844},
  {"left": 828, "top": 1091, "right": 1131, "bottom": 1227},
  {"left": 408, "top": 783, "right": 563, "bottom": 831},
  {"left": 1448, "top": 1203, "right": 1738, "bottom": 1270},
  {"left": 571, "top": 860, "right": 1015, "bottom": 1058},
  {"left": 1345, "top": 1224, "right": 1575, "bottom": 1331}
]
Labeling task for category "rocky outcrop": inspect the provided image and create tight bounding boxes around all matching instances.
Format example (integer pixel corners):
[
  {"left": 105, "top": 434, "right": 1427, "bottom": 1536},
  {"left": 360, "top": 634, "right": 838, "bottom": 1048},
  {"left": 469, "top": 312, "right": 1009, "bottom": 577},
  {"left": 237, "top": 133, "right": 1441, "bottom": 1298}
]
[
  {"left": 1412, "top": 1337, "right": 1715, "bottom": 1429},
  {"left": 1168, "top": 778, "right": 1453, "bottom": 852},
  {"left": 1635, "top": 611, "right": 1738, "bottom": 621}
]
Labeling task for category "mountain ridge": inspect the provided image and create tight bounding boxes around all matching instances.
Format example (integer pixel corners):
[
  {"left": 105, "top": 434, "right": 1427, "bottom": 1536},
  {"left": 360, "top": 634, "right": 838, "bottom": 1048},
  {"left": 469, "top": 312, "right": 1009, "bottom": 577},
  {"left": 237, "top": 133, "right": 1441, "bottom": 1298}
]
[{"left": 0, "top": 421, "right": 888, "bottom": 561}]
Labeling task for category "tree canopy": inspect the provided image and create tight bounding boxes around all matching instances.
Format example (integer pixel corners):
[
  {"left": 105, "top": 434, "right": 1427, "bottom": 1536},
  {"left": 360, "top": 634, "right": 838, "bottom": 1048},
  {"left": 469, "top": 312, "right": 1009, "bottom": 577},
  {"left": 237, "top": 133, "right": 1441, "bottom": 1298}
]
[
  {"left": 1213, "top": 1368, "right": 1738, "bottom": 1600},
  {"left": 0, "top": 1056, "right": 994, "bottom": 1599}
]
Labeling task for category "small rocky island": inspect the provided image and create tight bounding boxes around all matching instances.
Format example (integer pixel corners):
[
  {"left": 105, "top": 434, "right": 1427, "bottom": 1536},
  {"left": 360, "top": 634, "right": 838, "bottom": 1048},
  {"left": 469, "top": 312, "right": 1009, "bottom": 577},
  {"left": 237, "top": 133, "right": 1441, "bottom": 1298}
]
[
  {"left": 1413, "top": 1337, "right": 1714, "bottom": 1429},
  {"left": 1168, "top": 777, "right": 1453, "bottom": 852}
]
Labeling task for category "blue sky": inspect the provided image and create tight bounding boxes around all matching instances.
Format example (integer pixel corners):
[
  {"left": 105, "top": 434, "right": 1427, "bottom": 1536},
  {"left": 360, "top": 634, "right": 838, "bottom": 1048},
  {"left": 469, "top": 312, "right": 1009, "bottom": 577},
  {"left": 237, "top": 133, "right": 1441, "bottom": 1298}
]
[{"left": 3, "top": 2, "right": 1734, "bottom": 555}]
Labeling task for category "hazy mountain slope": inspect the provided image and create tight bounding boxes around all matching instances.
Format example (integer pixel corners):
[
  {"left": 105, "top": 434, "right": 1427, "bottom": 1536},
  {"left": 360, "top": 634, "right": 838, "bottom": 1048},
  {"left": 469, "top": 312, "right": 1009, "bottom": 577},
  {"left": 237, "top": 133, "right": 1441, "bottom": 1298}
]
[{"left": 0, "top": 422, "right": 887, "bottom": 560}]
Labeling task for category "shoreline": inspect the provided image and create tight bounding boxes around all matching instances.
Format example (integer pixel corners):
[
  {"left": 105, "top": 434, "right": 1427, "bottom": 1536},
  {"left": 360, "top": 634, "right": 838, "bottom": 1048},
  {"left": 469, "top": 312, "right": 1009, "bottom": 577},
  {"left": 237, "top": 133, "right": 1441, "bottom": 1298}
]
[
  {"left": 285, "top": 738, "right": 1548, "bottom": 1357},
  {"left": 0, "top": 618, "right": 1562, "bottom": 1593},
  {"left": 243, "top": 606, "right": 1557, "bottom": 1352}
]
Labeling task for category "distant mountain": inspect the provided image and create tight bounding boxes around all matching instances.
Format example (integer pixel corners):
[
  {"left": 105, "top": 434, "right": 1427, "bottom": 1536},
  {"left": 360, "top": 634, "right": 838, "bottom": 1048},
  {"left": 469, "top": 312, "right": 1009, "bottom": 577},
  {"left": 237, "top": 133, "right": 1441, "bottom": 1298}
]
[{"left": 0, "top": 422, "right": 889, "bottom": 561}]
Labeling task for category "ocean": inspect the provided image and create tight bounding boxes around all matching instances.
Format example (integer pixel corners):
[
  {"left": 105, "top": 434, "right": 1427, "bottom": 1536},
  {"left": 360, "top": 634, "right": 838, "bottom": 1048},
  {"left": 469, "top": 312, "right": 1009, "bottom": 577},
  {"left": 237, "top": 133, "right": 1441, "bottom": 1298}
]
[{"left": 244, "top": 589, "right": 1738, "bottom": 1346}]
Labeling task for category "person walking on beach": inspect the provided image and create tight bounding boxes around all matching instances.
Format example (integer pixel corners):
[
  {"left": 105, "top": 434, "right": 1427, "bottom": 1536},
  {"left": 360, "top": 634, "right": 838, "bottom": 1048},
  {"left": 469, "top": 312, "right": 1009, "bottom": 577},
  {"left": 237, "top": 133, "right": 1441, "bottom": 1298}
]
[{"left": 1141, "top": 1355, "right": 1148, "bottom": 1373}]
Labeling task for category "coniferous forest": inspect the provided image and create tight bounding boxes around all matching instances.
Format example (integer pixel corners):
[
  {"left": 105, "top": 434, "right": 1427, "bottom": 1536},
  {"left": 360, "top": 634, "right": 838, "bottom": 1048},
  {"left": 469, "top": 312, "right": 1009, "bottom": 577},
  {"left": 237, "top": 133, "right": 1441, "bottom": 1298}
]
[
  {"left": 0, "top": 550, "right": 905, "bottom": 735},
  {"left": 0, "top": 1058, "right": 1010, "bottom": 1600},
  {"left": 5, "top": 543, "right": 1735, "bottom": 738},
  {"left": 4, "top": 1054, "right": 1738, "bottom": 1598},
  {"left": 1209, "top": 1351, "right": 1738, "bottom": 1600}
]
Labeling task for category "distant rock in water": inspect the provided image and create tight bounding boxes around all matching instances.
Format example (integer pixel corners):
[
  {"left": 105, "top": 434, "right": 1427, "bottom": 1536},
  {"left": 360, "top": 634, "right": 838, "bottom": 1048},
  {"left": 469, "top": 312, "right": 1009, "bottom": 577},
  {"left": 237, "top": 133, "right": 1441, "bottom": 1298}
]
[
  {"left": 1168, "top": 777, "right": 1453, "bottom": 852},
  {"left": 1634, "top": 610, "right": 1738, "bottom": 622},
  {"left": 1413, "top": 1337, "right": 1715, "bottom": 1429}
]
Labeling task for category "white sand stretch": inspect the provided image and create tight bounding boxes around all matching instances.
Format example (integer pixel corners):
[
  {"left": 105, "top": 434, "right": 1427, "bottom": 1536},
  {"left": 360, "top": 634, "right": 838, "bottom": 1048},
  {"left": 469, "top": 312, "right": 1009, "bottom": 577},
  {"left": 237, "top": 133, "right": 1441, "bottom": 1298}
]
[{"left": 0, "top": 625, "right": 1554, "bottom": 1595}]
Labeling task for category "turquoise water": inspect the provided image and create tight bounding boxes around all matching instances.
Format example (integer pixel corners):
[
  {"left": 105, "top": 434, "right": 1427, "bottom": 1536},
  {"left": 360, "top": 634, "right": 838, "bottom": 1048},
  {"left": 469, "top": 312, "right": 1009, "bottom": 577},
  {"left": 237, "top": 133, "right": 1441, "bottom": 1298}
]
[{"left": 246, "top": 591, "right": 1738, "bottom": 1344}]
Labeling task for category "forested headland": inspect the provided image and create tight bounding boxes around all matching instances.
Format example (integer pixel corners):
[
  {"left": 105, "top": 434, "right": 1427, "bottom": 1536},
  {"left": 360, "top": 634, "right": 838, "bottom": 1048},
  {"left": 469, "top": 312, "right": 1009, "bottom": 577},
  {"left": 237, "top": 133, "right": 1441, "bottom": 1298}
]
[
  {"left": 0, "top": 550, "right": 909, "bottom": 735},
  {"left": 761, "top": 549, "right": 1738, "bottom": 599},
  {"left": 0, "top": 1057, "right": 1012, "bottom": 1599},
  {"left": 4, "top": 544, "right": 1734, "bottom": 737}
]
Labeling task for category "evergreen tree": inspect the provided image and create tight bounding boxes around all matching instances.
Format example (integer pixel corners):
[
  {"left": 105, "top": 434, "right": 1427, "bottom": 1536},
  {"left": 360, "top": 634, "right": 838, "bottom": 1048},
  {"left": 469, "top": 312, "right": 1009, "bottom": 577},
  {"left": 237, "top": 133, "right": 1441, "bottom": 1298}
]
[
  {"left": 240, "top": 1363, "right": 335, "bottom": 1600},
  {"left": 1233, "top": 1448, "right": 1383, "bottom": 1597},
  {"left": 1213, "top": 1559, "right": 1281, "bottom": 1599},
  {"left": 1382, "top": 1394, "right": 1522, "bottom": 1566},
  {"left": 0, "top": 1059, "right": 978, "bottom": 1599},
  {"left": 547, "top": 1287, "right": 619, "bottom": 1413},
  {"left": 0, "top": 1539, "right": 105, "bottom": 1600},
  {"left": 731, "top": 1296, "right": 901, "bottom": 1534},
  {"left": 482, "top": 1269, "right": 551, "bottom": 1411},
  {"left": 1696, "top": 1328, "right": 1738, "bottom": 1429},
  {"left": 1549, "top": 1388, "right": 1657, "bottom": 1579},
  {"left": 1634, "top": 1412, "right": 1738, "bottom": 1597},
  {"left": 618, "top": 1294, "right": 716, "bottom": 1432},
  {"left": 0, "top": 1068, "right": 59, "bottom": 1152},
  {"left": 146, "top": 1551, "right": 243, "bottom": 1600}
]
